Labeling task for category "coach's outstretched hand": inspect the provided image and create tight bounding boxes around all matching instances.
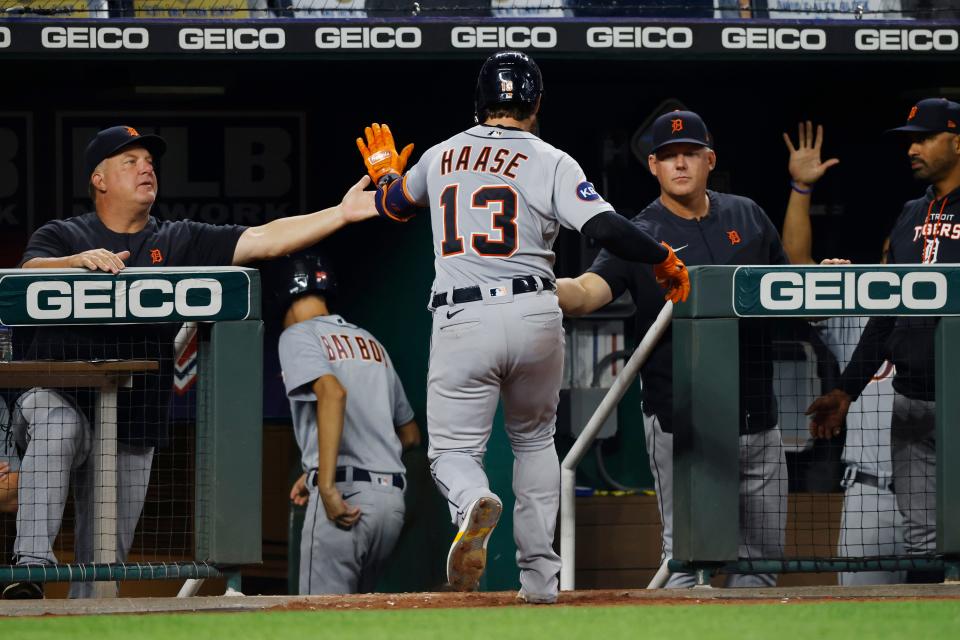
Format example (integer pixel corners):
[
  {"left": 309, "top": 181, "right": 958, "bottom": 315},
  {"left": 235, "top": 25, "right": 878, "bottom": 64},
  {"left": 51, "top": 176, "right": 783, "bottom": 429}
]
[
  {"left": 654, "top": 242, "right": 690, "bottom": 304},
  {"left": 338, "top": 175, "right": 379, "bottom": 223},
  {"left": 806, "top": 388, "right": 851, "bottom": 439},
  {"left": 356, "top": 122, "right": 414, "bottom": 187}
]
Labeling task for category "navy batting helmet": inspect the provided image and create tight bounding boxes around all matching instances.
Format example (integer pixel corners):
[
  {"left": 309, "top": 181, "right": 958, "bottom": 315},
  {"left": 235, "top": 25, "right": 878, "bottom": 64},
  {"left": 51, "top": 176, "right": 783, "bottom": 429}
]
[
  {"left": 474, "top": 51, "right": 543, "bottom": 123},
  {"left": 274, "top": 253, "right": 337, "bottom": 315}
]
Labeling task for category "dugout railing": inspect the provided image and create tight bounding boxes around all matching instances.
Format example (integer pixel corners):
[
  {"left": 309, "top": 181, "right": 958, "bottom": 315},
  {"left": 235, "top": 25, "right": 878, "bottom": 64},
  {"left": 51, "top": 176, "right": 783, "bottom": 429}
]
[
  {"left": 0, "top": 267, "right": 262, "bottom": 597},
  {"left": 560, "top": 265, "right": 960, "bottom": 590}
]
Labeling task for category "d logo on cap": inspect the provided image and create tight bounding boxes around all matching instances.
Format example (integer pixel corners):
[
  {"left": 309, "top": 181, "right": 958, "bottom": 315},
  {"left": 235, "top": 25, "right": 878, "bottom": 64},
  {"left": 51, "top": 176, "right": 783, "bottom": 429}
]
[
  {"left": 671, "top": 119, "right": 684, "bottom": 133},
  {"left": 125, "top": 126, "right": 140, "bottom": 137},
  {"left": 908, "top": 106, "right": 918, "bottom": 121}
]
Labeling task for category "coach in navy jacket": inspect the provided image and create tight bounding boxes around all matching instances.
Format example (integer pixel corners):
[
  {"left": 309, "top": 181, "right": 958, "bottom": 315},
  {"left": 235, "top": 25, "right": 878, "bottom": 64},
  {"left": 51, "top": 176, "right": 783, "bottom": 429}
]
[
  {"left": 558, "top": 109, "right": 788, "bottom": 589},
  {"left": 808, "top": 99, "right": 960, "bottom": 580}
]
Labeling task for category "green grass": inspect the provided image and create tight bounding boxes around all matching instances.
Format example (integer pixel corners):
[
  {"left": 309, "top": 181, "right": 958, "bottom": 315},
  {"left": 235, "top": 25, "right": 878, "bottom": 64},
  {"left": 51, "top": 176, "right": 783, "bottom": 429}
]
[{"left": 2, "top": 601, "right": 959, "bottom": 639}]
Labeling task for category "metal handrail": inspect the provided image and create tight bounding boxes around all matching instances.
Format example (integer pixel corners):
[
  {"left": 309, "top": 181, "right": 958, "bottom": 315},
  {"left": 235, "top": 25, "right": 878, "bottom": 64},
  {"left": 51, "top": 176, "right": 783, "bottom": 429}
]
[{"left": 559, "top": 300, "right": 674, "bottom": 591}]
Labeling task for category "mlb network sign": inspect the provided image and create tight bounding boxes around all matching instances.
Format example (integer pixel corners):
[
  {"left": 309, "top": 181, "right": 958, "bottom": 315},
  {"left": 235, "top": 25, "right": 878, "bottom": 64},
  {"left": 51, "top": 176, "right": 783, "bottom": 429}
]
[
  {"left": 0, "top": 269, "right": 252, "bottom": 326},
  {"left": 733, "top": 266, "right": 960, "bottom": 317}
]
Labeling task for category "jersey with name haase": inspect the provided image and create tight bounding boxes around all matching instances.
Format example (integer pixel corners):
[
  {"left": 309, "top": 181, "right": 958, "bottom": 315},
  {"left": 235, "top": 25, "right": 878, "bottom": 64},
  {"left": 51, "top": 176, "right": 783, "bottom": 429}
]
[
  {"left": 279, "top": 315, "right": 414, "bottom": 475},
  {"left": 402, "top": 124, "right": 611, "bottom": 292}
]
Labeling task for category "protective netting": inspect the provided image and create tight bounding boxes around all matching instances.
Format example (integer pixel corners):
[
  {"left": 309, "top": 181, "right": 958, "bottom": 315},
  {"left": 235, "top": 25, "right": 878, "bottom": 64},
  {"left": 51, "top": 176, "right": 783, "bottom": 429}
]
[
  {"left": 746, "top": 315, "right": 937, "bottom": 582},
  {"left": 0, "top": 0, "right": 957, "bottom": 20},
  {"left": 0, "top": 322, "right": 203, "bottom": 594}
]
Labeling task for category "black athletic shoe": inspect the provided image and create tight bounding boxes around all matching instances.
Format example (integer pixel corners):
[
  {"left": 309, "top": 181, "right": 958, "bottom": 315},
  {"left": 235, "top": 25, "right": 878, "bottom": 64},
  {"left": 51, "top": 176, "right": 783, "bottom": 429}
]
[{"left": 1, "top": 581, "right": 43, "bottom": 599}]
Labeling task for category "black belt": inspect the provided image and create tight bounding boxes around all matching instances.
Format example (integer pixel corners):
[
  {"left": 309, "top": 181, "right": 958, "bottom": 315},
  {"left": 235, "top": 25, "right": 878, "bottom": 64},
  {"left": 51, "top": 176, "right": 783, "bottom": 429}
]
[
  {"left": 431, "top": 276, "right": 555, "bottom": 309},
  {"left": 844, "top": 467, "right": 894, "bottom": 492},
  {"left": 312, "top": 466, "right": 405, "bottom": 490}
]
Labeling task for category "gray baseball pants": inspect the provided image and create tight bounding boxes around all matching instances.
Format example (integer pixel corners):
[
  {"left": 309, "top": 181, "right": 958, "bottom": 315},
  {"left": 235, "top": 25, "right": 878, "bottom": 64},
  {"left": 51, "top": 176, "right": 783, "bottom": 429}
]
[
  {"left": 838, "top": 479, "right": 905, "bottom": 585},
  {"left": 300, "top": 472, "right": 405, "bottom": 594},
  {"left": 890, "top": 394, "right": 937, "bottom": 557},
  {"left": 12, "top": 388, "right": 153, "bottom": 598},
  {"left": 644, "top": 414, "right": 787, "bottom": 587},
  {"left": 427, "top": 288, "right": 563, "bottom": 600}
]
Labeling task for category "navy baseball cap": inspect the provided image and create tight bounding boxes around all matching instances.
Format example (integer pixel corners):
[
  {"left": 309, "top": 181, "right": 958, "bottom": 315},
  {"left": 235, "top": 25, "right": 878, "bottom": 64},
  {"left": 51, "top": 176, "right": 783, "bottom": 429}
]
[
  {"left": 651, "top": 110, "right": 711, "bottom": 153},
  {"left": 887, "top": 98, "right": 960, "bottom": 135},
  {"left": 83, "top": 125, "right": 166, "bottom": 178}
]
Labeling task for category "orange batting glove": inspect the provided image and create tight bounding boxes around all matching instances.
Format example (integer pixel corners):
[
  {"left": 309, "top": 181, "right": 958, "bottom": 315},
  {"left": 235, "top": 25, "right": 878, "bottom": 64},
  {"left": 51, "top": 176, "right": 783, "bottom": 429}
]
[
  {"left": 356, "top": 122, "right": 414, "bottom": 188},
  {"left": 653, "top": 241, "right": 690, "bottom": 304}
]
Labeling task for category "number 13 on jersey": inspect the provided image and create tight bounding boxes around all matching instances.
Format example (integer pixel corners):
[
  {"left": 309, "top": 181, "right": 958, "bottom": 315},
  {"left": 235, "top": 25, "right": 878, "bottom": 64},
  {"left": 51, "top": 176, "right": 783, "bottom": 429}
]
[{"left": 440, "top": 184, "right": 519, "bottom": 258}]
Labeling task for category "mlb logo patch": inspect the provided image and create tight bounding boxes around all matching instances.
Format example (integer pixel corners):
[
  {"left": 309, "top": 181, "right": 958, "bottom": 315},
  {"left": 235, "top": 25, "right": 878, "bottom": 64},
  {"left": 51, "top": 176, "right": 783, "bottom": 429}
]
[{"left": 490, "top": 286, "right": 508, "bottom": 297}]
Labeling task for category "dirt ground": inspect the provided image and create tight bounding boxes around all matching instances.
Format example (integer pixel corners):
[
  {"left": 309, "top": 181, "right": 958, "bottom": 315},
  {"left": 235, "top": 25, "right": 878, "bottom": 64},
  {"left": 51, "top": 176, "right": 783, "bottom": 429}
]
[
  {"left": 273, "top": 584, "right": 960, "bottom": 611},
  {"left": 2, "top": 584, "right": 959, "bottom": 617}
]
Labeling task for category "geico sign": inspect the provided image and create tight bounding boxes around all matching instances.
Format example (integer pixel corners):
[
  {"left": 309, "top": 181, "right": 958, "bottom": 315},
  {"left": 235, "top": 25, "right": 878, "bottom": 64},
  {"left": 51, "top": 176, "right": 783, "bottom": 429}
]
[
  {"left": 451, "top": 26, "right": 557, "bottom": 49},
  {"left": 759, "top": 271, "right": 947, "bottom": 311},
  {"left": 722, "top": 27, "right": 826, "bottom": 50},
  {"left": 586, "top": 26, "right": 693, "bottom": 49},
  {"left": 856, "top": 29, "right": 958, "bottom": 51},
  {"left": 26, "top": 279, "right": 223, "bottom": 320},
  {"left": 0, "top": 27, "right": 10, "bottom": 49},
  {"left": 179, "top": 28, "right": 285, "bottom": 50},
  {"left": 41, "top": 27, "right": 149, "bottom": 49},
  {"left": 315, "top": 27, "right": 421, "bottom": 49}
]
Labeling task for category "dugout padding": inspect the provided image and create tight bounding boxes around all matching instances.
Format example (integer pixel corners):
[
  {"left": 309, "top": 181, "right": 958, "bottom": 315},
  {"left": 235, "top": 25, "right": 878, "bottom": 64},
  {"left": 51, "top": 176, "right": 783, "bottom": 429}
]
[
  {"left": 671, "top": 265, "right": 960, "bottom": 581},
  {"left": 0, "top": 267, "right": 262, "bottom": 593}
]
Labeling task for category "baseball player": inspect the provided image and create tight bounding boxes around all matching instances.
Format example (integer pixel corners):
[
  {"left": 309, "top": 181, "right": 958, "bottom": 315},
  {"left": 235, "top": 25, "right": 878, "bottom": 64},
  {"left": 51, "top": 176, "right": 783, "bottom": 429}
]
[
  {"left": 0, "top": 396, "right": 18, "bottom": 515},
  {"left": 275, "top": 254, "right": 420, "bottom": 594},
  {"left": 2, "top": 125, "right": 380, "bottom": 600},
  {"left": 355, "top": 51, "right": 689, "bottom": 603},
  {"left": 559, "top": 109, "right": 789, "bottom": 588},
  {"left": 783, "top": 122, "right": 905, "bottom": 584},
  {"left": 808, "top": 98, "right": 960, "bottom": 583}
]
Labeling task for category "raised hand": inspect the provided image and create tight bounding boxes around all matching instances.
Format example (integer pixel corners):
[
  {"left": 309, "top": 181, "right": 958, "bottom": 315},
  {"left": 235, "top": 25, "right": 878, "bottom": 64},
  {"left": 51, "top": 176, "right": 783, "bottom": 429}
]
[
  {"left": 783, "top": 121, "right": 840, "bottom": 189},
  {"left": 356, "top": 122, "right": 414, "bottom": 187},
  {"left": 339, "top": 175, "right": 378, "bottom": 223}
]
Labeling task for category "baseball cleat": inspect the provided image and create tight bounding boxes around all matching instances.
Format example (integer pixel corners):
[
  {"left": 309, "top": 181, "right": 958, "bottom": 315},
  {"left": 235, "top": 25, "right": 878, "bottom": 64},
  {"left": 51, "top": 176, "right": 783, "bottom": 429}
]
[
  {"left": 447, "top": 496, "right": 502, "bottom": 592},
  {"left": 516, "top": 589, "right": 557, "bottom": 605}
]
